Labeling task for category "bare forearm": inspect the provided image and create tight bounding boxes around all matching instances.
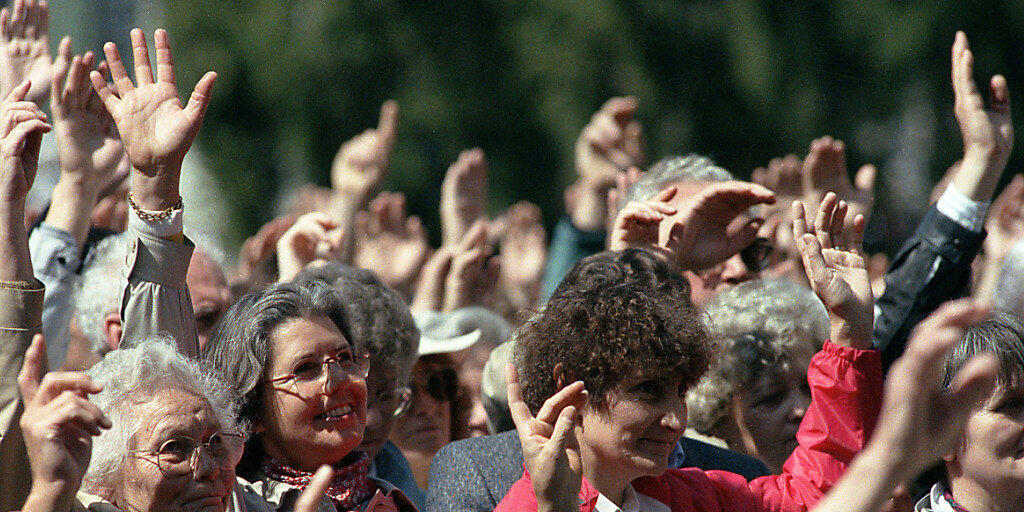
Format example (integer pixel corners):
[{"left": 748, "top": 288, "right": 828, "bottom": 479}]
[
  {"left": 43, "top": 177, "right": 99, "bottom": 250},
  {"left": 813, "top": 443, "right": 907, "bottom": 512},
  {"left": 952, "top": 152, "right": 1003, "bottom": 203},
  {"left": 568, "top": 180, "right": 609, "bottom": 232}
]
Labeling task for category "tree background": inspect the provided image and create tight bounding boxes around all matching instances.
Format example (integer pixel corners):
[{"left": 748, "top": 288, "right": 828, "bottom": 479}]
[{"left": 60, "top": 1, "right": 1024, "bottom": 254}]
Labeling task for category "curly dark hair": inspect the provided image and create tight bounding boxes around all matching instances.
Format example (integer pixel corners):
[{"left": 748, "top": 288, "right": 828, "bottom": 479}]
[{"left": 515, "top": 249, "right": 711, "bottom": 413}]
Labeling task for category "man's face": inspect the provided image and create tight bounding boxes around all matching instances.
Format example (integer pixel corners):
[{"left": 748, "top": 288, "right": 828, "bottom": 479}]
[
  {"left": 186, "top": 250, "right": 233, "bottom": 350},
  {"left": 949, "top": 382, "right": 1024, "bottom": 510}
]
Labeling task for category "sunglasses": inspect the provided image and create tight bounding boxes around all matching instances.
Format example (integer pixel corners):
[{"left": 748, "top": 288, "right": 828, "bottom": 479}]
[
  {"left": 739, "top": 237, "right": 774, "bottom": 273},
  {"left": 417, "top": 367, "right": 459, "bottom": 403}
]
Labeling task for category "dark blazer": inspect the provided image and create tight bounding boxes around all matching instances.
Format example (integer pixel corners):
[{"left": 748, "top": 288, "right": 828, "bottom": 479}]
[
  {"left": 873, "top": 205, "right": 985, "bottom": 371},
  {"left": 425, "top": 430, "right": 768, "bottom": 512}
]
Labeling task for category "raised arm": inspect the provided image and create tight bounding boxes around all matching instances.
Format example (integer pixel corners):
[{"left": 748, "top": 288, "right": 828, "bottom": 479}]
[
  {"left": 874, "top": 31, "right": 1013, "bottom": 369},
  {"left": 0, "top": 79, "right": 51, "bottom": 512},
  {"left": 812, "top": 300, "right": 996, "bottom": 512},
  {"left": 91, "top": 28, "right": 216, "bottom": 357}
]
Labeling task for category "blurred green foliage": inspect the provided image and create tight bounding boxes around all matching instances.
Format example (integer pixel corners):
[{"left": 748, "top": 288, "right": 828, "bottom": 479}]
[{"left": 162, "top": 0, "right": 1024, "bottom": 252}]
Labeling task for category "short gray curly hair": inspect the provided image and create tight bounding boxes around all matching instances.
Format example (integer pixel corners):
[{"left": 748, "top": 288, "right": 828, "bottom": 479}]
[
  {"left": 624, "top": 154, "right": 734, "bottom": 205},
  {"left": 83, "top": 338, "right": 244, "bottom": 493},
  {"left": 686, "top": 278, "right": 828, "bottom": 433},
  {"left": 75, "top": 232, "right": 131, "bottom": 353}
]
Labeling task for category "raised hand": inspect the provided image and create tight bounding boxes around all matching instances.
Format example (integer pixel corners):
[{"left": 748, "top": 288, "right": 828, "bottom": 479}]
[
  {"left": 235, "top": 215, "right": 296, "bottom": 286},
  {"left": 276, "top": 212, "right": 344, "bottom": 282},
  {"left": 752, "top": 154, "right": 803, "bottom": 199},
  {"left": 410, "top": 247, "right": 453, "bottom": 313},
  {"left": 0, "top": 0, "right": 51, "bottom": 105},
  {"left": 953, "top": 31, "right": 1013, "bottom": 182},
  {"left": 440, "top": 148, "right": 488, "bottom": 247},
  {"left": 811, "top": 300, "right": 996, "bottom": 512},
  {"left": 443, "top": 220, "right": 499, "bottom": 312},
  {"left": 506, "top": 364, "right": 586, "bottom": 512},
  {"left": 331, "top": 100, "right": 397, "bottom": 199},
  {"left": 19, "top": 334, "right": 110, "bottom": 512},
  {"left": 661, "top": 181, "right": 775, "bottom": 271},
  {"left": 352, "top": 192, "right": 429, "bottom": 297},
  {"left": 498, "top": 202, "right": 547, "bottom": 310},
  {"left": 0, "top": 79, "right": 49, "bottom": 204},
  {"left": 608, "top": 186, "right": 677, "bottom": 259},
  {"left": 801, "top": 136, "right": 876, "bottom": 228},
  {"left": 574, "top": 96, "right": 643, "bottom": 187},
  {"left": 90, "top": 28, "right": 217, "bottom": 210},
  {"left": 569, "top": 98, "right": 643, "bottom": 232},
  {"left": 51, "top": 39, "right": 124, "bottom": 189},
  {"left": 792, "top": 193, "right": 873, "bottom": 349}
]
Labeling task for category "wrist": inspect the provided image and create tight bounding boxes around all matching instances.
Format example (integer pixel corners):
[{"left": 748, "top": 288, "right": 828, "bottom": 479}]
[
  {"left": 130, "top": 164, "right": 182, "bottom": 211},
  {"left": 955, "top": 152, "right": 1004, "bottom": 202},
  {"left": 830, "top": 316, "right": 873, "bottom": 350},
  {"left": 25, "top": 482, "right": 76, "bottom": 512}
]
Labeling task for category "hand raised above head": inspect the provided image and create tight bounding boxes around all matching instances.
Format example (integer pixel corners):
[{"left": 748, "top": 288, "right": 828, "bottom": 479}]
[
  {"left": 0, "top": 79, "right": 50, "bottom": 204},
  {"left": 792, "top": 193, "right": 873, "bottom": 349},
  {"left": 0, "top": 0, "right": 52, "bottom": 105},
  {"left": 952, "top": 31, "right": 1012, "bottom": 175},
  {"left": 441, "top": 147, "right": 488, "bottom": 247},
  {"left": 331, "top": 100, "right": 398, "bottom": 198},
  {"left": 90, "top": 28, "right": 217, "bottom": 210},
  {"left": 574, "top": 96, "right": 643, "bottom": 187}
]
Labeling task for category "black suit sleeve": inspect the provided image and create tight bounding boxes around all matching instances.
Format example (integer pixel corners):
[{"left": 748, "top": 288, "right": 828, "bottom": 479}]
[{"left": 873, "top": 205, "right": 985, "bottom": 371}]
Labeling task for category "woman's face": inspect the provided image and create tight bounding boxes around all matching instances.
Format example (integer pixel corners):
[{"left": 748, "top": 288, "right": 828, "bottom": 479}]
[
  {"left": 732, "top": 362, "right": 811, "bottom": 472},
  {"left": 259, "top": 315, "right": 368, "bottom": 472},
  {"left": 578, "top": 375, "right": 687, "bottom": 486},
  {"left": 117, "top": 388, "right": 236, "bottom": 512},
  {"left": 390, "top": 359, "right": 455, "bottom": 455},
  {"left": 949, "top": 383, "right": 1024, "bottom": 510}
]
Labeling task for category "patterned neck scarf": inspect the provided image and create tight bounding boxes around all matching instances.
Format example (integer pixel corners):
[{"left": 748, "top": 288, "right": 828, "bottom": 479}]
[
  {"left": 263, "top": 452, "right": 376, "bottom": 511},
  {"left": 942, "top": 490, "right": 972, "bottom": 512}
]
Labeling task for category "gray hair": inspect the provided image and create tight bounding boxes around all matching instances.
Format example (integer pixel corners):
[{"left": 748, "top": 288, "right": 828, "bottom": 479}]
[
  {"left": 201, "top": 278, "right": 352, "bottom": 422},
  {"left": 624, "top": 154, "right": 734, "bottom": 205},
  {"left": 686, "top": 278, "right": 828, "bottom": 433},
  {"left": 943, "top": 310, "right": 1024, "bottom": 392},
  {"left": 75, "top": 232, "right": 131, "bottom": 353},
  {"left": 295, "top": 263, "right": 420, "bottom": 388},
  {"left": 83, "top": 338, "right": 244, "bottom": 492}
]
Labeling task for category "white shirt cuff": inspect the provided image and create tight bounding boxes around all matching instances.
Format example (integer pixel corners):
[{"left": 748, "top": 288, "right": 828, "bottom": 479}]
[
  {"left": 936, "top": 186, "right": 989, "bottom": 232},
  {"left": 127, "top": 202, "right": 184, "bottom": 238}
]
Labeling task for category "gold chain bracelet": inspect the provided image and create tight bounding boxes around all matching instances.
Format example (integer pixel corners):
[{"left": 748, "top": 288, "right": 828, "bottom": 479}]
[{"left": 127, "top": 193, "right": 183, "bottom": 222}]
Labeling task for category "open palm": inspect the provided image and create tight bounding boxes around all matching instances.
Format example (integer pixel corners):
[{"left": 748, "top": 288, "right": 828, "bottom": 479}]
[
  {"left": 90, "top": 28, "right": 215, "bottom": 190},
  {"left": 793, "top": 193, "right": 873, "bottom": 349}
]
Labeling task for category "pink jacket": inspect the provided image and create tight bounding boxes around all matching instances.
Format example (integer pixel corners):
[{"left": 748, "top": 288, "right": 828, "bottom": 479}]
[{"left": 495, "top": 342, "right": 883, "bottom": 512}]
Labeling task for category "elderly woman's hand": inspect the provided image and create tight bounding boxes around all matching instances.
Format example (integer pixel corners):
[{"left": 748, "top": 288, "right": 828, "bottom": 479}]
[
  {"left": 19, "top": 334, "right": 111, "bottom": 512},
  {"left": 89, "top": 28, "right": 216, "bottom": 211},
  {"left": 792, "top": 193, "right": 873, "bottom": 349},
  {"left": 506, "top": 364, "right": 586, "bottom": 512}
]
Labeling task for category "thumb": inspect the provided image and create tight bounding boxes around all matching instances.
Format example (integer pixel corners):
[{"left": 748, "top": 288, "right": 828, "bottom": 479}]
[
  {"left": 185, "top": 71, "right": 217, "bottom": 121},
  {"left": 294, "top": 465, "right": 334, "bottom": 512},
  {"left": 944, "top": 352, "right": 998, "bottom": 424}
]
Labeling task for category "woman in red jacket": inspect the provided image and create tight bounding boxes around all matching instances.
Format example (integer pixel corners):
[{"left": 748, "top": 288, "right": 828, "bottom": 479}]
[{"left": 497, "top": 195, "right": 881, "bottom": 512}]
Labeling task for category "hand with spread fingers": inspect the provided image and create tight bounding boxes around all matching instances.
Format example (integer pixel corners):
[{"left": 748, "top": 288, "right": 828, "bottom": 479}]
[
  {"left": 352, "top": 191, "right": 429, "bottom": 297},
  {"left": 506, "top": 364, "right": 586, "bottom": 512},
  {"left": 440, "top": 148, "right": 488, "bottom": 247},
  {"left": 89, "top": 28, "right": 217, "bottom": 210},
  {"left": 0, "top": 0, "right": 52, "bottom": 105},
  {"left": 47, "top": 37, "right": 126, "bottom": 246},
  {"left": 331, "top": 100, "right": 398, "bottom": 200},
  {"left": 20, "top": 334, "right": 111, "bottom": 512},
  {"left": 792, "top": 193, "right": 873, "bottom": 349},
  {"left": 276, "top": 212, "right": 344, "bottom": 282},
  {"left": 811, "top": 300, "right": 997, "bottom": 512}
]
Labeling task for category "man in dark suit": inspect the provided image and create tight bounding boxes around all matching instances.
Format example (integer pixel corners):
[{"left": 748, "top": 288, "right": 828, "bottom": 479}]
[{"left": 425, "top": 431, "right": 768, "bottom": 512}]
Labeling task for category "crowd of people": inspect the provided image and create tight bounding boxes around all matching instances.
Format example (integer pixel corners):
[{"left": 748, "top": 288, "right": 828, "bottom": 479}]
[{"left": 0, "top": 1, "right": 1022, "bottom": 512}]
